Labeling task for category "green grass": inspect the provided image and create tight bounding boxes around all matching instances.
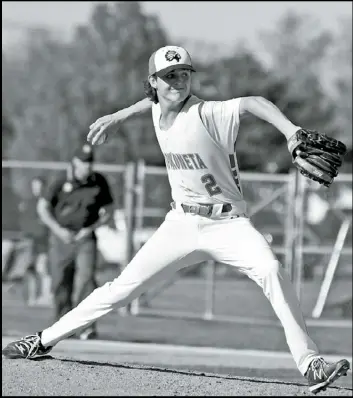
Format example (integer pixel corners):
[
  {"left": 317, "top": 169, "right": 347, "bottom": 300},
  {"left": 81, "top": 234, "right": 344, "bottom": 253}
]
[{"left": 2, "top": 270, "right": 352, "bottom": 356}]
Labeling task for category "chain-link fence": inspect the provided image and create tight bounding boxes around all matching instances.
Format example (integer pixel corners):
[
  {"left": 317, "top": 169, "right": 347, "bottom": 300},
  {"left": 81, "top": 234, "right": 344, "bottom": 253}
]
[
  {"left": 2, "top": 160, "right": 352, "bottom": 322},
  {"left": 130, "top": 163, "right": 352, "bottom": 323}
]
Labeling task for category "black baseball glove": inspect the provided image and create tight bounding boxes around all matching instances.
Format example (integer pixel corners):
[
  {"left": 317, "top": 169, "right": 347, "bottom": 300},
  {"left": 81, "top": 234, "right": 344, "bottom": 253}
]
[{"left": 287, "top": 128, "right": 347, "bottom": 187}]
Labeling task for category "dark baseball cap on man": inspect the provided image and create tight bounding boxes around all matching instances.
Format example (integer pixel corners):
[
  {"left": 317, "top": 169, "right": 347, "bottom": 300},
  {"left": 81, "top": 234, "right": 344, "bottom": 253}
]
[{"left": 73, "top": 144, "right": 94, "bottom": 162}]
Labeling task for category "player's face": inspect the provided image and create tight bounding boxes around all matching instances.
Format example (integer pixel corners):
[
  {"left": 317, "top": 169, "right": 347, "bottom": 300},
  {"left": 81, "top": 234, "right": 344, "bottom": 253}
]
[
  {"left": 72, "top": 157, "right": 92, "bottom": 180},
  {"left": 153, "top": 68, "right": 192, "bottom": 103}
]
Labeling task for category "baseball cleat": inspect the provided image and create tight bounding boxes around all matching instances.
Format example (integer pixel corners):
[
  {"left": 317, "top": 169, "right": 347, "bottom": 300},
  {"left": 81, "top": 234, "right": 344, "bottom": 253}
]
[
  {"left": 305, "top": 357, "right": 350, "bottom": 394},
  {"left": 2, "top": 332, "right": 52, "bottom": 359}
]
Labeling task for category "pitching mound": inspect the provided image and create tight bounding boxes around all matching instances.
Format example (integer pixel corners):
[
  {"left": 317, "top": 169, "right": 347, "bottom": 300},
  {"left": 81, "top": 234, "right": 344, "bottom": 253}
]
[{"left": 2, "top": 355, "right": 352, "bottom": 396}]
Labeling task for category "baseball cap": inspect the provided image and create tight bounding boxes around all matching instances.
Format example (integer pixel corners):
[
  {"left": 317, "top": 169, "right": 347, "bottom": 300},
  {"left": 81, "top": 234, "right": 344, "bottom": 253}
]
[
  {"left": 148, "top": 46, "right": 196, "bottom": 77},
  {"left": 73, "top": 144, "right": 94, "bottom": 162}
]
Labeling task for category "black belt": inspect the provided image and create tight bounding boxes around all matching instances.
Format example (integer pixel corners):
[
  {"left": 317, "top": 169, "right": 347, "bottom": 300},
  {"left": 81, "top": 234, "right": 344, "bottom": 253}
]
[{"left": 171, "top": 202, "right": 233, "bottom": 217}]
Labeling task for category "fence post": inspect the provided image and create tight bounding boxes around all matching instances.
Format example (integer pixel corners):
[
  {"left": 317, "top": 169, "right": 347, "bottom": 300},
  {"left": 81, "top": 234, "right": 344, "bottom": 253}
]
[
  {"left": 124, "top": 162, "right": 137, "bottom": 266},
  {"left": 284, "top": 170, "right": 297, "bottom": 275},
  {"left": 292, "top": 171, "right": 307, "bottom": 300},
  {"left": 203, "top": 261, "right": 216, "bottom": 320},
  {"left": 120, "top": 162, "right": 137, "bottom": 315},
  {"left": 130, "top": 159, "right": 146, "bottom": 315},
  {"left": 135, "top": 159, "right": 146, "bottom": 240}
]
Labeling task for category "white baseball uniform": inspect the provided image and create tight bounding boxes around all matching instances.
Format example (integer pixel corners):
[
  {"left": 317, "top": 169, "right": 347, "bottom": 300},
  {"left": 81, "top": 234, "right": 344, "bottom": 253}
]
[{"left": 41, "top": 95, "right": 319, "bottom": 375}]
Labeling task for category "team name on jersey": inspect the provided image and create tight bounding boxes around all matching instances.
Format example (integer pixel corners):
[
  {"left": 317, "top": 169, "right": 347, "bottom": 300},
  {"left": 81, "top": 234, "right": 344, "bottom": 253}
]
[{"left": 164, "top": 152, "right": 208, "bottom": 171}]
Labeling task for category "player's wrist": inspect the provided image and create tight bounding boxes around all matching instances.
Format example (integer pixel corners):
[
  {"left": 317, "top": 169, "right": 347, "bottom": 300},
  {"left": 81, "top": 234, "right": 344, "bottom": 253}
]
[
  {"left": 286, "top": 126, "right": 301, "bottom": 141},
  {"left": 111, "top": 110, "right": 124, "bottom": 123},
  {"left": 287, "top": 126, "right": 302, "bottom": 154}
]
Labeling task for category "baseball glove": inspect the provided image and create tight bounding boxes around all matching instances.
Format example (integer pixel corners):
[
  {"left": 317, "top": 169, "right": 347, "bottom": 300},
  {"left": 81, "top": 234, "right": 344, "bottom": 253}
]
[{"left": 287, "top": 128, "right": 347, "bottom": 187}]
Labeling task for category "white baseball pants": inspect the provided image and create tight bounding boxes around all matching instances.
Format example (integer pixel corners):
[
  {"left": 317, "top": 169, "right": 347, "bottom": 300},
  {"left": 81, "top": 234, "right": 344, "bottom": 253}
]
[{"left": 41, "top": 206, "right": 319, "bottom": 375}]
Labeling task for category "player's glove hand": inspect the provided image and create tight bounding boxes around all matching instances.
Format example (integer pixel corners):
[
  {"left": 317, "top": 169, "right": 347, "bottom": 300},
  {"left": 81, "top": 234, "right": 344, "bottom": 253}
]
[
  {"left": 287, "top": 128, "right": 347, "bottom": 187},
  {"left": 87, "top": 113, "right": 121, "bottom": 145}
]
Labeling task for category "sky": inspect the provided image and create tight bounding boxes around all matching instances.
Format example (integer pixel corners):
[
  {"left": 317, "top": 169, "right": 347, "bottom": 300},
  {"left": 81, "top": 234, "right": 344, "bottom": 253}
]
[{"left": 2, "top": 1, "right": 352, "bottom": 57}]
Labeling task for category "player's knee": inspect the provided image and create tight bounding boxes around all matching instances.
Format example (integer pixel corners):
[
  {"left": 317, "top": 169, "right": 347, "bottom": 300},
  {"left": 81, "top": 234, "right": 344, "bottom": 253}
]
[
  {"left": 259, "top": 260, "right": 287, "bottom": 298},
  {"left": 247, "top": 260, "right": 283, "bottom": 289}
]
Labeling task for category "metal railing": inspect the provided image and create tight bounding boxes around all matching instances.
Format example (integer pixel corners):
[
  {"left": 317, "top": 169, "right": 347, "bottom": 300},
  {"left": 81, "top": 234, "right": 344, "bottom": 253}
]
[{"left": 2, "top": 159, "right": 352, "bottom": 324}]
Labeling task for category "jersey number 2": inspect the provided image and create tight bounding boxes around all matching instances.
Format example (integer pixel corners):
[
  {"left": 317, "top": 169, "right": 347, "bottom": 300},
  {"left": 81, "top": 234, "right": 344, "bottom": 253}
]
[{"left": 201, "top": 173, "right": 222, "bottom": 196}]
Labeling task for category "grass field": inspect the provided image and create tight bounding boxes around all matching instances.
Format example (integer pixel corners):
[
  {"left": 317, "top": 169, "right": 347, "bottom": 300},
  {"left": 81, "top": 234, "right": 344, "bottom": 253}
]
[{"left": 2, "top": 270, "right": 352, "bottom": 356}]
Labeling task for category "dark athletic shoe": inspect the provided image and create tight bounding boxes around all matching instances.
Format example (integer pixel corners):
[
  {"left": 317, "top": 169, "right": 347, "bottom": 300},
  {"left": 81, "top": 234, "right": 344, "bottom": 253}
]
[
  {"left": 305, "top": 357, "right": 350, "bottom": 394},
  {"left": 2, "top": 333, "right": 52, "bottom": 359}
]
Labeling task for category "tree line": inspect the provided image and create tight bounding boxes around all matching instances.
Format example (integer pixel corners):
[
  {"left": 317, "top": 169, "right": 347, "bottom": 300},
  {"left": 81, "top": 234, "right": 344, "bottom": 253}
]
[{"left": 2, "top": 2, "right": 352, "bottom": 175}]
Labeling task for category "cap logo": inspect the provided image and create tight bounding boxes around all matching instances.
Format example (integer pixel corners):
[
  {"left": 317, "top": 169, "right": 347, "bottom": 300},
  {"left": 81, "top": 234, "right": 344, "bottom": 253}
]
[{"left": 165, "top": 50, "right": 181, "bottom": 63}]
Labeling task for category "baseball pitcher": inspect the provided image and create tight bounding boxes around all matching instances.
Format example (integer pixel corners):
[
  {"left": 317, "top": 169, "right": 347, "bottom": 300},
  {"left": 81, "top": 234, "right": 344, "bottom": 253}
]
[{"left": 3, "top": 46, "right": 349, "bottom": 394}]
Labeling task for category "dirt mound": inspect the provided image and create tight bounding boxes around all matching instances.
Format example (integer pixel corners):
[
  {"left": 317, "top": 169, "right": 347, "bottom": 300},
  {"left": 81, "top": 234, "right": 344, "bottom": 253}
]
[{"left": 2, "top": 355, "right": 352, "bottom": 396}]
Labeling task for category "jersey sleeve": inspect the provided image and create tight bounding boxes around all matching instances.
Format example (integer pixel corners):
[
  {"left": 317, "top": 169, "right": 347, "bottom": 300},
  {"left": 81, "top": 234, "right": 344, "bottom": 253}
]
[{"left": 199, "top": 98, "right": 242, "bottom": 152}]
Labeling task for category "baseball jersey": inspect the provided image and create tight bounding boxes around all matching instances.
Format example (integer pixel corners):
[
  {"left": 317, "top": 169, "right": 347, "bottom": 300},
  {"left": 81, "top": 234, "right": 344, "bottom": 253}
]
[
  {"left": 43, "top": 171, "right": 114, "bottom": 232},
  {"left": 152, "top": 95, "right": 247, "bottom": 214}
]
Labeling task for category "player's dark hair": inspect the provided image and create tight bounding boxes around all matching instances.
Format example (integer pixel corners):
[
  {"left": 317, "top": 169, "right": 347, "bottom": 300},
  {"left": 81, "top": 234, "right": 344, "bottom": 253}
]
[{"left": 143, "top": 79, "right": 159, "bottom": 104}]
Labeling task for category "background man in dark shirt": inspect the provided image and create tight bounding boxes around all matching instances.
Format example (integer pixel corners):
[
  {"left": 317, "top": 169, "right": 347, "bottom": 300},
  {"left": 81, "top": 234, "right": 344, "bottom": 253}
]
[{"left": 37, "top": 144, "right": 114, "bottom": 340}]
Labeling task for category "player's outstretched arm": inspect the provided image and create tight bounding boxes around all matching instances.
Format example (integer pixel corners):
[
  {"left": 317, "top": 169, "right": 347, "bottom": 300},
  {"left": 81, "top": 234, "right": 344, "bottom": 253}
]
[
  {"left": 239, "top": 96, "right": 347, "bottom": 187},
  {"left": 239, "top": 96, "right": 300, "bottom": 140},
  {"left": 87, "top": 98, "right": 153, "bottom": 145}
]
